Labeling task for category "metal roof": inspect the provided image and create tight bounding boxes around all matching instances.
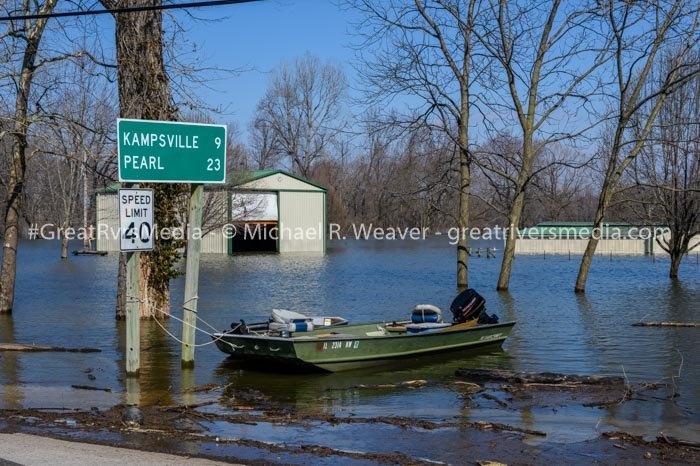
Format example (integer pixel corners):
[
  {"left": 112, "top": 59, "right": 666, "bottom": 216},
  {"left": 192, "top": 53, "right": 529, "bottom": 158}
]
[{"left": 96, "top": 169, "right": 328, "bottom": 193}]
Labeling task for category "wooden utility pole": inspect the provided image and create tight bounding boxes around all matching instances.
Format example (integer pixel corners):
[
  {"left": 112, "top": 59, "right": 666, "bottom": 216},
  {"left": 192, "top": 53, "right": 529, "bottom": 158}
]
[
  {"left": 181, "top": 184, "right": 204, "bottom": 366},
  {"left": 126, "top": 250, "right": 141, "bottom": 375},
  {"left": 119, "top": 185, "right": 154, "bottom": 376}
]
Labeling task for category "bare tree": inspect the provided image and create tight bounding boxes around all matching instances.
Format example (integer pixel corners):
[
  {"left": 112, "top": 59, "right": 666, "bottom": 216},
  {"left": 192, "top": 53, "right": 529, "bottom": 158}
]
[
  {"left": 248, "top": 115, "right": 280, "bottom": 170},
  {"left": 349, "top": 0, "right": 483, "bottom": 288},
  {"left": 630, "top": 52, "right": 700, "bottom": 278},
  {"left": 474, "top": 136, "right": 594, "bottom": 227},
  {"left": 225, "top": 122, "right": 249, "bottom": 171},
  {"left": 529, "top": 146, "right": 592, "bottom": 223},
  {"left": 37, "top": 140, "right": 83, "bottom": 259},
  {"left": 0, "top": 0, "right": 58, "bottom": 313},
  {"left": 477, "top": 0, "right": 609, "bottom": 290},
  {"left": 575, "top": 0, "right": 700, "bottom": 292},
  {"left": 31, "top": 57, "right": 116, "bottom": 258},
  {"left": 254, "top": 53, "right": 347, "bottom": 179}
]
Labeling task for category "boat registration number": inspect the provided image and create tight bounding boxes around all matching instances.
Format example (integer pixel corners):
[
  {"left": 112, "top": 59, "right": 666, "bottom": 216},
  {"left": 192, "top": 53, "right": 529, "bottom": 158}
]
[{"left": 317, "top": 340, "right": 360, "bottom": 351}]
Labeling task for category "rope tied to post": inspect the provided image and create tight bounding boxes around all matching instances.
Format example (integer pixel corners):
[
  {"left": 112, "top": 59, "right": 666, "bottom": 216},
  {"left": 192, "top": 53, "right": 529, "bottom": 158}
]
[
  {"left": 183, "top": 294, "right": 199, "bottom": 314},
  {"left": 124, "top": 294, "right": 225, "bottom": 348}
]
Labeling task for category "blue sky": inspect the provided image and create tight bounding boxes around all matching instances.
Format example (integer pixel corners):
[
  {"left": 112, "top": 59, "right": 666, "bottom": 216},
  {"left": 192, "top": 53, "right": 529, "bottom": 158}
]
[{"left": 181, "top": 0, "right": 358, "bottom": 139}]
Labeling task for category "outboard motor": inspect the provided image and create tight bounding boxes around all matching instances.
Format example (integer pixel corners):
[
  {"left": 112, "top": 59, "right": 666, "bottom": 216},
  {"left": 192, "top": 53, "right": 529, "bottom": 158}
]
[{"left": 450, "top": 289, "right": 486, "bottom": 323}]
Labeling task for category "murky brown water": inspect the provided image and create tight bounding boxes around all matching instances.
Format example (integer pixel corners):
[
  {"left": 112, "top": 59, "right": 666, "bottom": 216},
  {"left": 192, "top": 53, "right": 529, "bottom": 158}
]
[{"left": 1, "top": 238, "right": 699, "bottom": 450}]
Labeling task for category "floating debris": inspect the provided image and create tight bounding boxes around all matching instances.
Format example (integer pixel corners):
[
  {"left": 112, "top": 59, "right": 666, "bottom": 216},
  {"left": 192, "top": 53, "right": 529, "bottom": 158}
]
[
  {"left": 122, "top": 406, "right": 144, "bottom": 427},
  {"left": 71, "top": 384, "right": 112, "bottom": 392},
  {"left": 0, "top": 343, "right": 101, "bottom": 353}
]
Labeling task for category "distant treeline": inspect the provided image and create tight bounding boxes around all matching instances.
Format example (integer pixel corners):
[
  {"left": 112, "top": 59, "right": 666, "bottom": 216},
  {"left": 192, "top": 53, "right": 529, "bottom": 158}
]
[{"left": 1, "top": 0, "right": 698, "bottom": 295}]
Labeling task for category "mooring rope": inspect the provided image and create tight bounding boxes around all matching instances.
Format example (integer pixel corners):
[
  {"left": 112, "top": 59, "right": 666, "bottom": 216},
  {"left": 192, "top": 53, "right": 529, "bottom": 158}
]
[{"left": 126, "top": 295, "right": 227, "bottom": 348}]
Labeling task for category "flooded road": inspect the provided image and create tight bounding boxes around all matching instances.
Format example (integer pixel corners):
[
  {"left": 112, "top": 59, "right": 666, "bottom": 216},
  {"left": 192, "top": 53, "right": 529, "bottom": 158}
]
[{"left": 1, "top": 238, "right": 699, "bottom": 453}]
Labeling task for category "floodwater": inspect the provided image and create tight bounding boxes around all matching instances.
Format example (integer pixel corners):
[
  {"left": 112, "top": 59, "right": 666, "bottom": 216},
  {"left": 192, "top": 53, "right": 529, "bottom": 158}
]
[{"left": 1, "top": 238, "right": 699, "bottom": 452}]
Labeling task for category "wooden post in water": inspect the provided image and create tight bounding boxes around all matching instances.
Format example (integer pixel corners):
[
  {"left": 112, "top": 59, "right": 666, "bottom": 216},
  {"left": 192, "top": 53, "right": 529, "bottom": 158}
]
[
  {"left": 124, "top": 180, "right": 142, "bottom": 376},
  {"left": 182, "top": 184, "right": 204, "bottom": 366},
  {"left": 126, "top": 250, "right": 140, "bottom": 375}
]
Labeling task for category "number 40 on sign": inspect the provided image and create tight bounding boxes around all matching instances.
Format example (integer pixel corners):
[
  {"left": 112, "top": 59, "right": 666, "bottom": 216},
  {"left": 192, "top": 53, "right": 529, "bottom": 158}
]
[{"left": 119, "top": 188, "right": 154, "bottom": 252}]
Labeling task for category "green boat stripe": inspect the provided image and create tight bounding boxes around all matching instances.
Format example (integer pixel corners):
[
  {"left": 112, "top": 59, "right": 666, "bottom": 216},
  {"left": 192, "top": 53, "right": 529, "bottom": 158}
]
[{"left": 302, "top": 336, "right": 509, "bottom": 364}]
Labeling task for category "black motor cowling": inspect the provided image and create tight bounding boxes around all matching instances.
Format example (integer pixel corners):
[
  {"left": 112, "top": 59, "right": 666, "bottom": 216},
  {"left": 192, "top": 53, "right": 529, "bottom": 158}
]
[
  {"left": 450, "top": 289, "right": 486, "bottom": 323},
  {"left": 450, "top": 289, "right": 499, "bottom": 324}
]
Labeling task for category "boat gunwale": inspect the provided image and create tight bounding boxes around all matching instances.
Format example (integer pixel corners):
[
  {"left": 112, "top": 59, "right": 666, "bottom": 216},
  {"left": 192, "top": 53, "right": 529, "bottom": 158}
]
[{"left": 212, "top": 320, "right": 516, "bottom": 343}]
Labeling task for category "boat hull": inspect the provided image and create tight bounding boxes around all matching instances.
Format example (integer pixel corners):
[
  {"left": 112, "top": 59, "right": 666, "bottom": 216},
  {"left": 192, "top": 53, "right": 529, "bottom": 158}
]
[{"left": 213, "top": 321, "right": 515, "bottom": 372}]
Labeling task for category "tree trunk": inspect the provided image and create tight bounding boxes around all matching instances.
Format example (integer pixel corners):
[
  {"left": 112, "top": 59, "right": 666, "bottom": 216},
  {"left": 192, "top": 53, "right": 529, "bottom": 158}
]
[
  {"left": 667, "top": 233, "right": 689, "bottom": 279},
  {"left": 669, "top": 252, "right": 683, "bottom": 279},
  {"left": 457, "top": 71, "right": 471, "bottom": 290},
  {"left": 496, "top": 191, "right": 525, "bottom": 291},
  {"left": 0, "top": 0, "right": 57, "bottom": 314},
  {"left": 61, "top": 237, "right": 68, "bottom": 260},
  {"left": 457, "top": 147, "right": 470, "bottom": 289},
  {"left": 107, "top": 0, "right": 182, "bottom": 319},
  {"left": 496, "top": 137, "right": 535, "bottom": 291},
  {"left": 0, "top": 157, "right": 22, "bottom": 313},
  {"left": 575, "top": 186, "right": 609, "bottom": 293},
  {"left": 576, "top": 236, "right": 600, "bottom": 293}
]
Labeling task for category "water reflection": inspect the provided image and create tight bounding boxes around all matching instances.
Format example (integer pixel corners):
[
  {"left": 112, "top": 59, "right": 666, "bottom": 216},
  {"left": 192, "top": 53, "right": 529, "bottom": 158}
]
[
  {"left": 0, "top": 315, "right": 21, "bottom": 409},
  {"left": 214, "top": 347, "right": 512, "bottom": 416}
]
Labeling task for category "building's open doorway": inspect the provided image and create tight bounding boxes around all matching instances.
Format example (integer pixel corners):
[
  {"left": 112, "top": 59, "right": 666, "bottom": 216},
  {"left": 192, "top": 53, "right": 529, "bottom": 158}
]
[
  {"left": 229, "top": 192, "right": 278, "bottom": 254},
  {"left": 231, "top": 222, "right": 278, "bottom": 253}
]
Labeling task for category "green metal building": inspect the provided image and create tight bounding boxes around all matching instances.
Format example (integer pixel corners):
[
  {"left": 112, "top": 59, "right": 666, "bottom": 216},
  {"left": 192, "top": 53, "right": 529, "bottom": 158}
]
[{"left": 95, "top": 169, "right": 328, "bottom": 254}]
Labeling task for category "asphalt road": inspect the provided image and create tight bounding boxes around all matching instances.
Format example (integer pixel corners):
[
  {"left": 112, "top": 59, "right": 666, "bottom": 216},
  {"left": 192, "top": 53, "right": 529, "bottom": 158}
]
[{"left": 0, "top": 434, "right": 234, "bottom": 465}]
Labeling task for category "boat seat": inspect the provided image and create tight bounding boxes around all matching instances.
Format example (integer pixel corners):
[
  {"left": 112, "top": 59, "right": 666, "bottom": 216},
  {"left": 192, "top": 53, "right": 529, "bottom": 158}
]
[
  {"left": 271, "top": 309, "right": 311, "bottom": 324},
  {"left": 405, "top": 322, "right": 452, "bottom": 334}
]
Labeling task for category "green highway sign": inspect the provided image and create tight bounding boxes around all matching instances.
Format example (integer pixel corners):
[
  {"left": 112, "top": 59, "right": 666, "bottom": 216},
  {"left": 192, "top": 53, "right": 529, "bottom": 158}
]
[{"left": 118, "top": 119, "right": 227, "bottom": 183}]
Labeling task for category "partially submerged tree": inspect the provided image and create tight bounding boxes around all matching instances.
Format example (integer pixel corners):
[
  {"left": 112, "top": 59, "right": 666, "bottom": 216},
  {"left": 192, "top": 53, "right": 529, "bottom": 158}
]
[
  {"left": 477, "top": 0, "right": 609, "bottom": 290},
  {"left": 349, "top": 0, "right": 483, "bottom": 289},
  {"left": 574, "top": 0, "right": 700, "bottom": 292},
  {"left": 100, "top": 0, "right": 187, "bottom": 319},
  {"left": 630, "top": 53, "right": 700, "bottom": 278},
  {"left": 0, "top": 0, "right": 58, "bottom": 313},
  {"left": 31, "top": 57, "right": 115, "bottom": 259}
]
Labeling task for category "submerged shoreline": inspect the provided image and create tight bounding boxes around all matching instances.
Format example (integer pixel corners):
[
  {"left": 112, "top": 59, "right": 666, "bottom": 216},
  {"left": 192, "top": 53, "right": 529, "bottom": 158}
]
[
  {"left": 2, "top": 371, "right": 699, "bottom": 465},
  {"left": 1, "top": 399, "right": 698, "bottom": 464}
]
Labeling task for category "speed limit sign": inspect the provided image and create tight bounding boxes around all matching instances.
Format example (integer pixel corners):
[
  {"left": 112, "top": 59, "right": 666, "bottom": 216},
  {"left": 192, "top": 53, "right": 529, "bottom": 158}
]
[{"left": 119, "top": 188, "right": 154, "bottom": 252}]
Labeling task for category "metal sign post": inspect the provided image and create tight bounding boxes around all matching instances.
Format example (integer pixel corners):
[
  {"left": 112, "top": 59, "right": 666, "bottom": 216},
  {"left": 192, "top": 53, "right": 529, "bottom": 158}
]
[{"left": 118, "top": 188, "right": 154, "bottom": 375}]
